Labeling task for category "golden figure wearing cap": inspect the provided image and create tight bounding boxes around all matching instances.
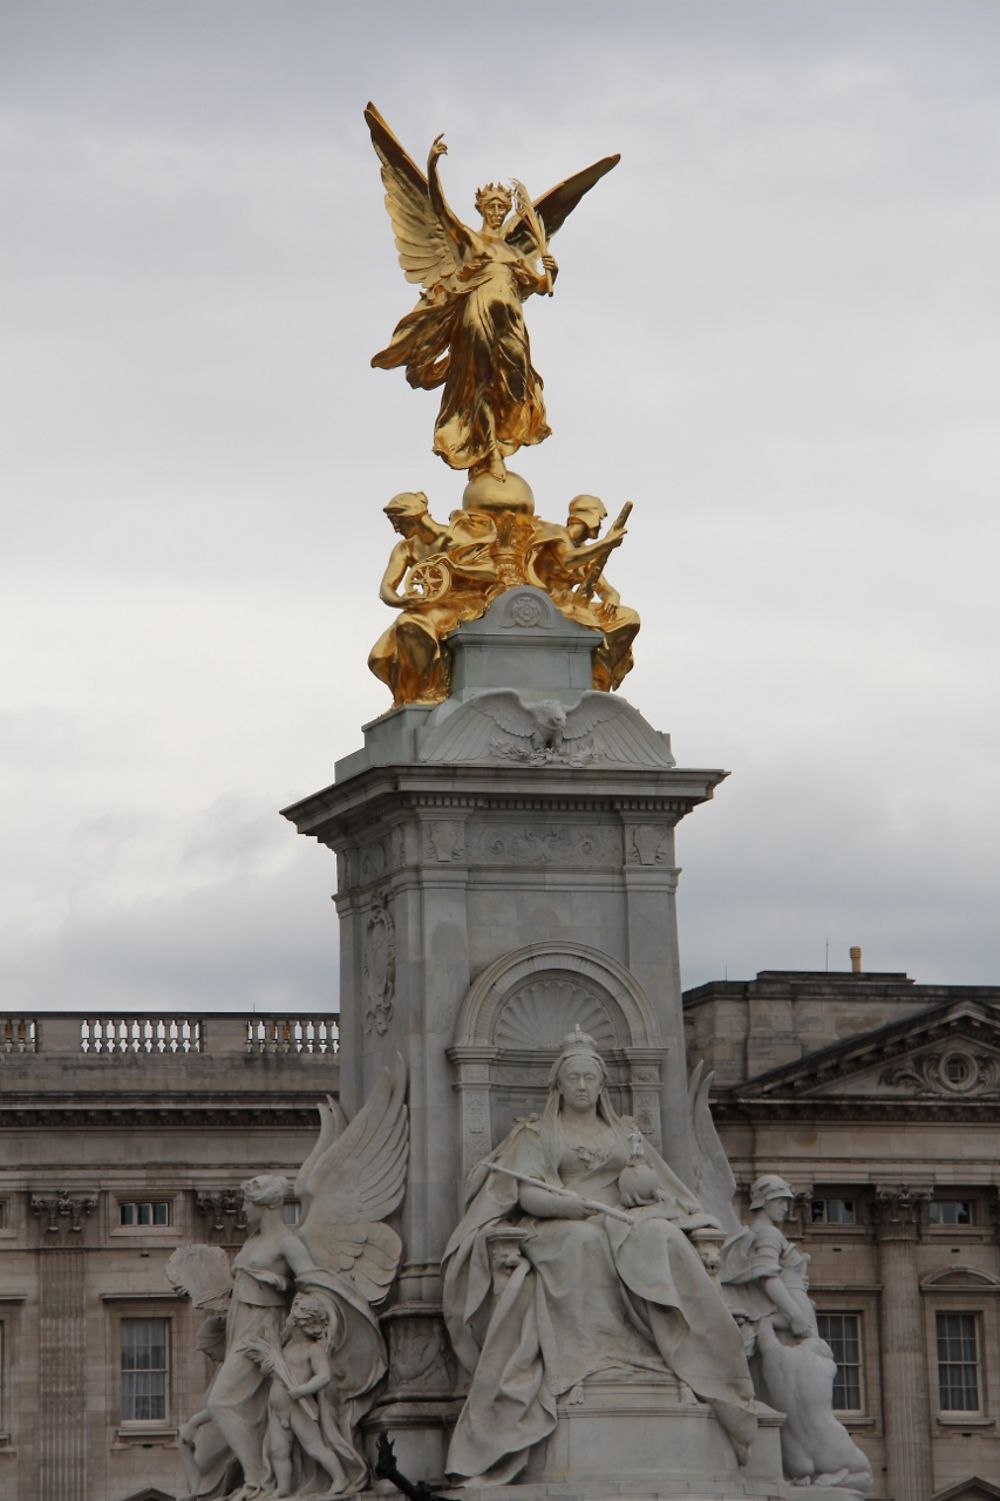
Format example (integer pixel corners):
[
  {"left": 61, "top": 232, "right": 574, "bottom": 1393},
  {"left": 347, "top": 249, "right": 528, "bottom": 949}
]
[
  {"left": 365, "top": 104, "right": 618, "bottom": 482},
  {"left": 528, "top": 495, "right": 640, "bottom": 690},
  {"left": 368, "top": 492, "right": 498, "bottom": 704}
]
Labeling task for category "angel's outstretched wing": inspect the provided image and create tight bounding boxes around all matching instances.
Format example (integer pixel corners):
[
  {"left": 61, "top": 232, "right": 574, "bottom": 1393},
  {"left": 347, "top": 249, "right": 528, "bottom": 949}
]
[
  {"left": 687, "top": 1061, "right": 741, "bottom": 1234},
  {"left": 365, "top": 103, "right": 464, "bottom": 291},
  {"left": 507, "top": 154, "right": 620, "bottom": 254},
  {"left": 296, "top": 1055, "right": 408, "bottom": 1305}
]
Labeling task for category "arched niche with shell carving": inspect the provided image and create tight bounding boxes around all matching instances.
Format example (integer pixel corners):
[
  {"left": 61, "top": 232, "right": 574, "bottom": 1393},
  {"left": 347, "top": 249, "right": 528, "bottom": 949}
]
[{"left": 448, "top": 942, "right": 668, "bottom": 1184}]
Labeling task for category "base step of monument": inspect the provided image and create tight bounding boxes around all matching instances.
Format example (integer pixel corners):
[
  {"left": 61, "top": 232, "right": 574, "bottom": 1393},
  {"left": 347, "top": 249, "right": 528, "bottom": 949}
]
[{"left": 517, "top": 1378, "right": 784, "bottom": 1498}]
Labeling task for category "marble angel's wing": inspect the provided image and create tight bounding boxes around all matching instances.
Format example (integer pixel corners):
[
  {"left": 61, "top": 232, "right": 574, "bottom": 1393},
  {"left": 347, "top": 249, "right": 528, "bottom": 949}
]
[
  {"left": 296, "top": 1056, "right": 408, "bottom": 1304},
  {"left": 365, "top": 103, "right": 464, "bottom": 290},
  {"left": 507, "top": 154, "right": 620, "bottom": 253},
  {"left": 687, "top": 1060, "right": 741, "bottom": 1234}
]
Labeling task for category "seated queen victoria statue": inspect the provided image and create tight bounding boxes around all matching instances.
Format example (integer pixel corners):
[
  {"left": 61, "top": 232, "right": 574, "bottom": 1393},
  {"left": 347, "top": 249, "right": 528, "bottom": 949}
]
[{"left": 441, "top": 1029, "right": 758, "bottom": 1484}]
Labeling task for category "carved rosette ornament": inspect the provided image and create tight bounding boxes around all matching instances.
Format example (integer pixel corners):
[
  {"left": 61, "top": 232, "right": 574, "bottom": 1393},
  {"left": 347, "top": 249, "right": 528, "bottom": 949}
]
[
  {"left": 880, "top": 1046, "right": 1000, "bottom": 1096},
  {"left": 363, "top": 891, "right": 396, "bottom": 1036},
  {"left": 30, "top": 1189, "right": 98, "bottom": 1235},
  {"left": 873, "top": 1184, "right": 932, "bottom": 1241}
]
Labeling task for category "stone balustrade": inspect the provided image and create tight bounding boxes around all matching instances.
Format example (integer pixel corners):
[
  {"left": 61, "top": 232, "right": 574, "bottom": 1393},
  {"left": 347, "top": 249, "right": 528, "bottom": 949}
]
[
  {"left": 0, "top": 1011, "right": 339, "bottom": 1057},
  {"left": 0, "top": 1015, "right": 37, "bottom": 1052}
]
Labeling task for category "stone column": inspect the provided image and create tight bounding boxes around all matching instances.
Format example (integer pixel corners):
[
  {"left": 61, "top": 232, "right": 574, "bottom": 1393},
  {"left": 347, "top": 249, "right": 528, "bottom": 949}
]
[
  {"left": 874, "top": 1184, "right": 933, "bottom": 1501},
  {"left": 30, "top": 1191, "right": 97, "bottom": 1501}
]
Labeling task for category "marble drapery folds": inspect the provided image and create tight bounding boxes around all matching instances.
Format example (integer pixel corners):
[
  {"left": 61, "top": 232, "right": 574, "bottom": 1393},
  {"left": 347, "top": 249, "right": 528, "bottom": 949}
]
[{"left": 442, "top": 1092, "right": 757, "bottom": 1484}]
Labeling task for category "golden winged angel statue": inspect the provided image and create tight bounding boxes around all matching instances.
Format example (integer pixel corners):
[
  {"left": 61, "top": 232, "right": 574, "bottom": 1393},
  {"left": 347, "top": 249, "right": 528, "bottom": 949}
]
[
  {"left": 169, "top": 1059, "right": 408, "bottom": 1500},
  {"left": 366, "top": 103, "right": 619, "bottom": 482}
]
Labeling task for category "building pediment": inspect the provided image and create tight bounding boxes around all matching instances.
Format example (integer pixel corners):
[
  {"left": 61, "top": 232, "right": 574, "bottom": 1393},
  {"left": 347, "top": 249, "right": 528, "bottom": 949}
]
[
  {"left": 734, "top": 998, "right": 1000, "bottom": 1104},
  {"left": 933, "top": 1480, "right": 1000, "bottom": 1501}
]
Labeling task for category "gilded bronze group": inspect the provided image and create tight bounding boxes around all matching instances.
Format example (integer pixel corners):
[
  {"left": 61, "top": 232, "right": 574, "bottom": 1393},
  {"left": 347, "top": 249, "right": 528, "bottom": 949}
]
[{"left": 365, "top": 104, "right": 640, "bottom": 707}]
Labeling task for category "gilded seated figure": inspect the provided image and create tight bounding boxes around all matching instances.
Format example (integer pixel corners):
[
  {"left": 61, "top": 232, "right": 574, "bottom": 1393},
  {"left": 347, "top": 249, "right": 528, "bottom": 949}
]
[
  {"left": 442, "top": 1029, "right": 758, "bottom": 1484},
  {"left": 368, "top": 492, "right": 498, "bottom": 705},
  {"left": 369, "top": 491, "right": 640, "bottom": 706},
  {"left": 527, "top": 493, "right": 640, "bottom": 690},
  {"left": 721, "top": 1175, "right": 873, "bottom": 1493}
]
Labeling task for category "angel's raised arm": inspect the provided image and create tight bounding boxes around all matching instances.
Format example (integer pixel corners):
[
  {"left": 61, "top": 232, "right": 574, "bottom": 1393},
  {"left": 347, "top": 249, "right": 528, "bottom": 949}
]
[{"left": 426, "top": 135, "right": 472, "bottom": 255}]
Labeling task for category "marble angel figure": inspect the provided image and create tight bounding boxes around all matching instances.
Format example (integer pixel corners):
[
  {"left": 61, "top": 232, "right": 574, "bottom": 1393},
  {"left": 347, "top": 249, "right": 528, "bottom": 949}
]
[
  {"left": 720, "top": 1174, "right": 873, "bottom": 1494},
  {"left": 365, "top": 103, "right": 619, "bottom": 480},
  {"left": 171, "top": 1060, "right": 408, "bottom": 1501},
  {"left": 441, "top": 1028, "right": 758, "bottom": 1485}
]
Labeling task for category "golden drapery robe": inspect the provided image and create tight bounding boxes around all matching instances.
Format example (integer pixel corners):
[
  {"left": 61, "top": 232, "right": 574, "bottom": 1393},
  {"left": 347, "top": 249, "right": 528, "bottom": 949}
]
[
  {"left": 442, "top": 1099, "right": 757, "bottom": 1484},
  {"left": 372, "top": 236, "right": 550, "bottom": 472}
]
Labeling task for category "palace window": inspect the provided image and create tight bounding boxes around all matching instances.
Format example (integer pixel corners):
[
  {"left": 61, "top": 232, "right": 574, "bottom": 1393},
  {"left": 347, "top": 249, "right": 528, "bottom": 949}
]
[
  {"left": 816, "top": 1312, "right": 863, "bottom": 1410},
  {"left": 810, "top": 1197, "right": 857, "bottom": 1226},
  {"left": 936, "top": 1312, "right": 980, "bottom": 1412},
  {"left": 929, "top": 1199, "right": 974, "bottom": 1227},
  {"left": 281, "top": 1200, "right": 300, "bottom": 1226},
  {"left": 121, "top": 1318, "right": 169, "bottom": 1422},
  {"left": 119, "top": 1200, "right": 170, "bottom": 1228}
]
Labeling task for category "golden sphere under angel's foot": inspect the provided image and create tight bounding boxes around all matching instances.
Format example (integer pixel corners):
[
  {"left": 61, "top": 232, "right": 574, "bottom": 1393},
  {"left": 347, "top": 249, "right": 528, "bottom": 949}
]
[{"left": 462, "top": 469, "right": 535, "bottom": 515}]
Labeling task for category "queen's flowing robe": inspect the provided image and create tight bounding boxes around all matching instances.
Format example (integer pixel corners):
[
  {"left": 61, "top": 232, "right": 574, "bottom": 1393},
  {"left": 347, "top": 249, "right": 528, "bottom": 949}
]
[
  {"left": 372, "top": 235, "right": 550, "bottom": 472},
  {"left": 442, "top": 1103, "right": 757, "bottom": 1484}
]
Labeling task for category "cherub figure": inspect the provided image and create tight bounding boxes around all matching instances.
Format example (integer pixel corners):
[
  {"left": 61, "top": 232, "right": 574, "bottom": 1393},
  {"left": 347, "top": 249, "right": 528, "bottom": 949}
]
[
  {"left": 366, "top": 103, "right": 619, "bottom": 481},
  {"left": 244, "top": 1293, "right": 355, "bottom": 1500},
  {"left": 169, "top": 1063, "right": 409, "bottom": 1501}
]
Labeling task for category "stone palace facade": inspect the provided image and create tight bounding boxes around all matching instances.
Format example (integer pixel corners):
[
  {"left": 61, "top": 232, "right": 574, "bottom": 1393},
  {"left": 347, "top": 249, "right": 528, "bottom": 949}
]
[
  {"left": 687, "top": 966, "right": 1000, "bottom": 1501},
  {"left": 0, "top": 1011, "right": 339, "bottom": 1501},
  {"left": 0, "top": 967, "right": 998, "bottom": 1501}
]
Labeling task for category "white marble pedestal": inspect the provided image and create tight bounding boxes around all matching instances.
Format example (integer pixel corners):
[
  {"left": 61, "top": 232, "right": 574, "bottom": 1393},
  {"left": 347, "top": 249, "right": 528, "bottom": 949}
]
[
  {"left": 284, "top": 588, "right": 795, "bottom": 1501},
  {"left": 519, "top": 1375, "right": 787, "bottom": 1499}
]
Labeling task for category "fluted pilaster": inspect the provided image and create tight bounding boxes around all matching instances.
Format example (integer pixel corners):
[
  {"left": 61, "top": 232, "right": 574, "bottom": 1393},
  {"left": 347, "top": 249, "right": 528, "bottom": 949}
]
[
  {"left": 874, "top": 1184, "right": 932, "bottom": 1501},
  {"left": 32, "top": 1191, "right": 95, "bottom": 1501}
]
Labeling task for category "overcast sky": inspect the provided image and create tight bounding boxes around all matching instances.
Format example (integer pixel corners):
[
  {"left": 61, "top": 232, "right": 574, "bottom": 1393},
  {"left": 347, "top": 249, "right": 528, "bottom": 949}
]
[{"left": 2, "top": 0, "right": 999, "bottom": 1014}]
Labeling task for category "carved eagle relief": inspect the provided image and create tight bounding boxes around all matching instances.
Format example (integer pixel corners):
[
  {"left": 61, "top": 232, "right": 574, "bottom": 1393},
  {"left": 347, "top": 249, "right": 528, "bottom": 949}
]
[{"left": 419, "top": 690, "right": 676, "bottom": 769}]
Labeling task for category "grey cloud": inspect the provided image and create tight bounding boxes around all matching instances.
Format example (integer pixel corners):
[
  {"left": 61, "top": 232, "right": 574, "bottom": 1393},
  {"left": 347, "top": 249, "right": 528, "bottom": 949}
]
[{"left": 2, "top": 0, "right": 999, "bottom": 1012}]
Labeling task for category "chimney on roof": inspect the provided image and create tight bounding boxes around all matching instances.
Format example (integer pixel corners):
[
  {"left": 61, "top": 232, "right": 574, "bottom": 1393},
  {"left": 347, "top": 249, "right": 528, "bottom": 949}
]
[{"left": 850, "top": 945, "right": 862, "bottom": 974}]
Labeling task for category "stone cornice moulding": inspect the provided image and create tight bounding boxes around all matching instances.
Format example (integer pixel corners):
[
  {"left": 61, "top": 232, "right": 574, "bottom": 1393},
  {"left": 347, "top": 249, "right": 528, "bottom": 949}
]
[
  {"left": 281, "top": 763, "right": 728, "bottom": 852},
  {"left": 712, "top": 1096, "right": 1000, "bottom": 1124},
  {"left": 0, "top": 1104, "right": 323, "bottom": 1128}
]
